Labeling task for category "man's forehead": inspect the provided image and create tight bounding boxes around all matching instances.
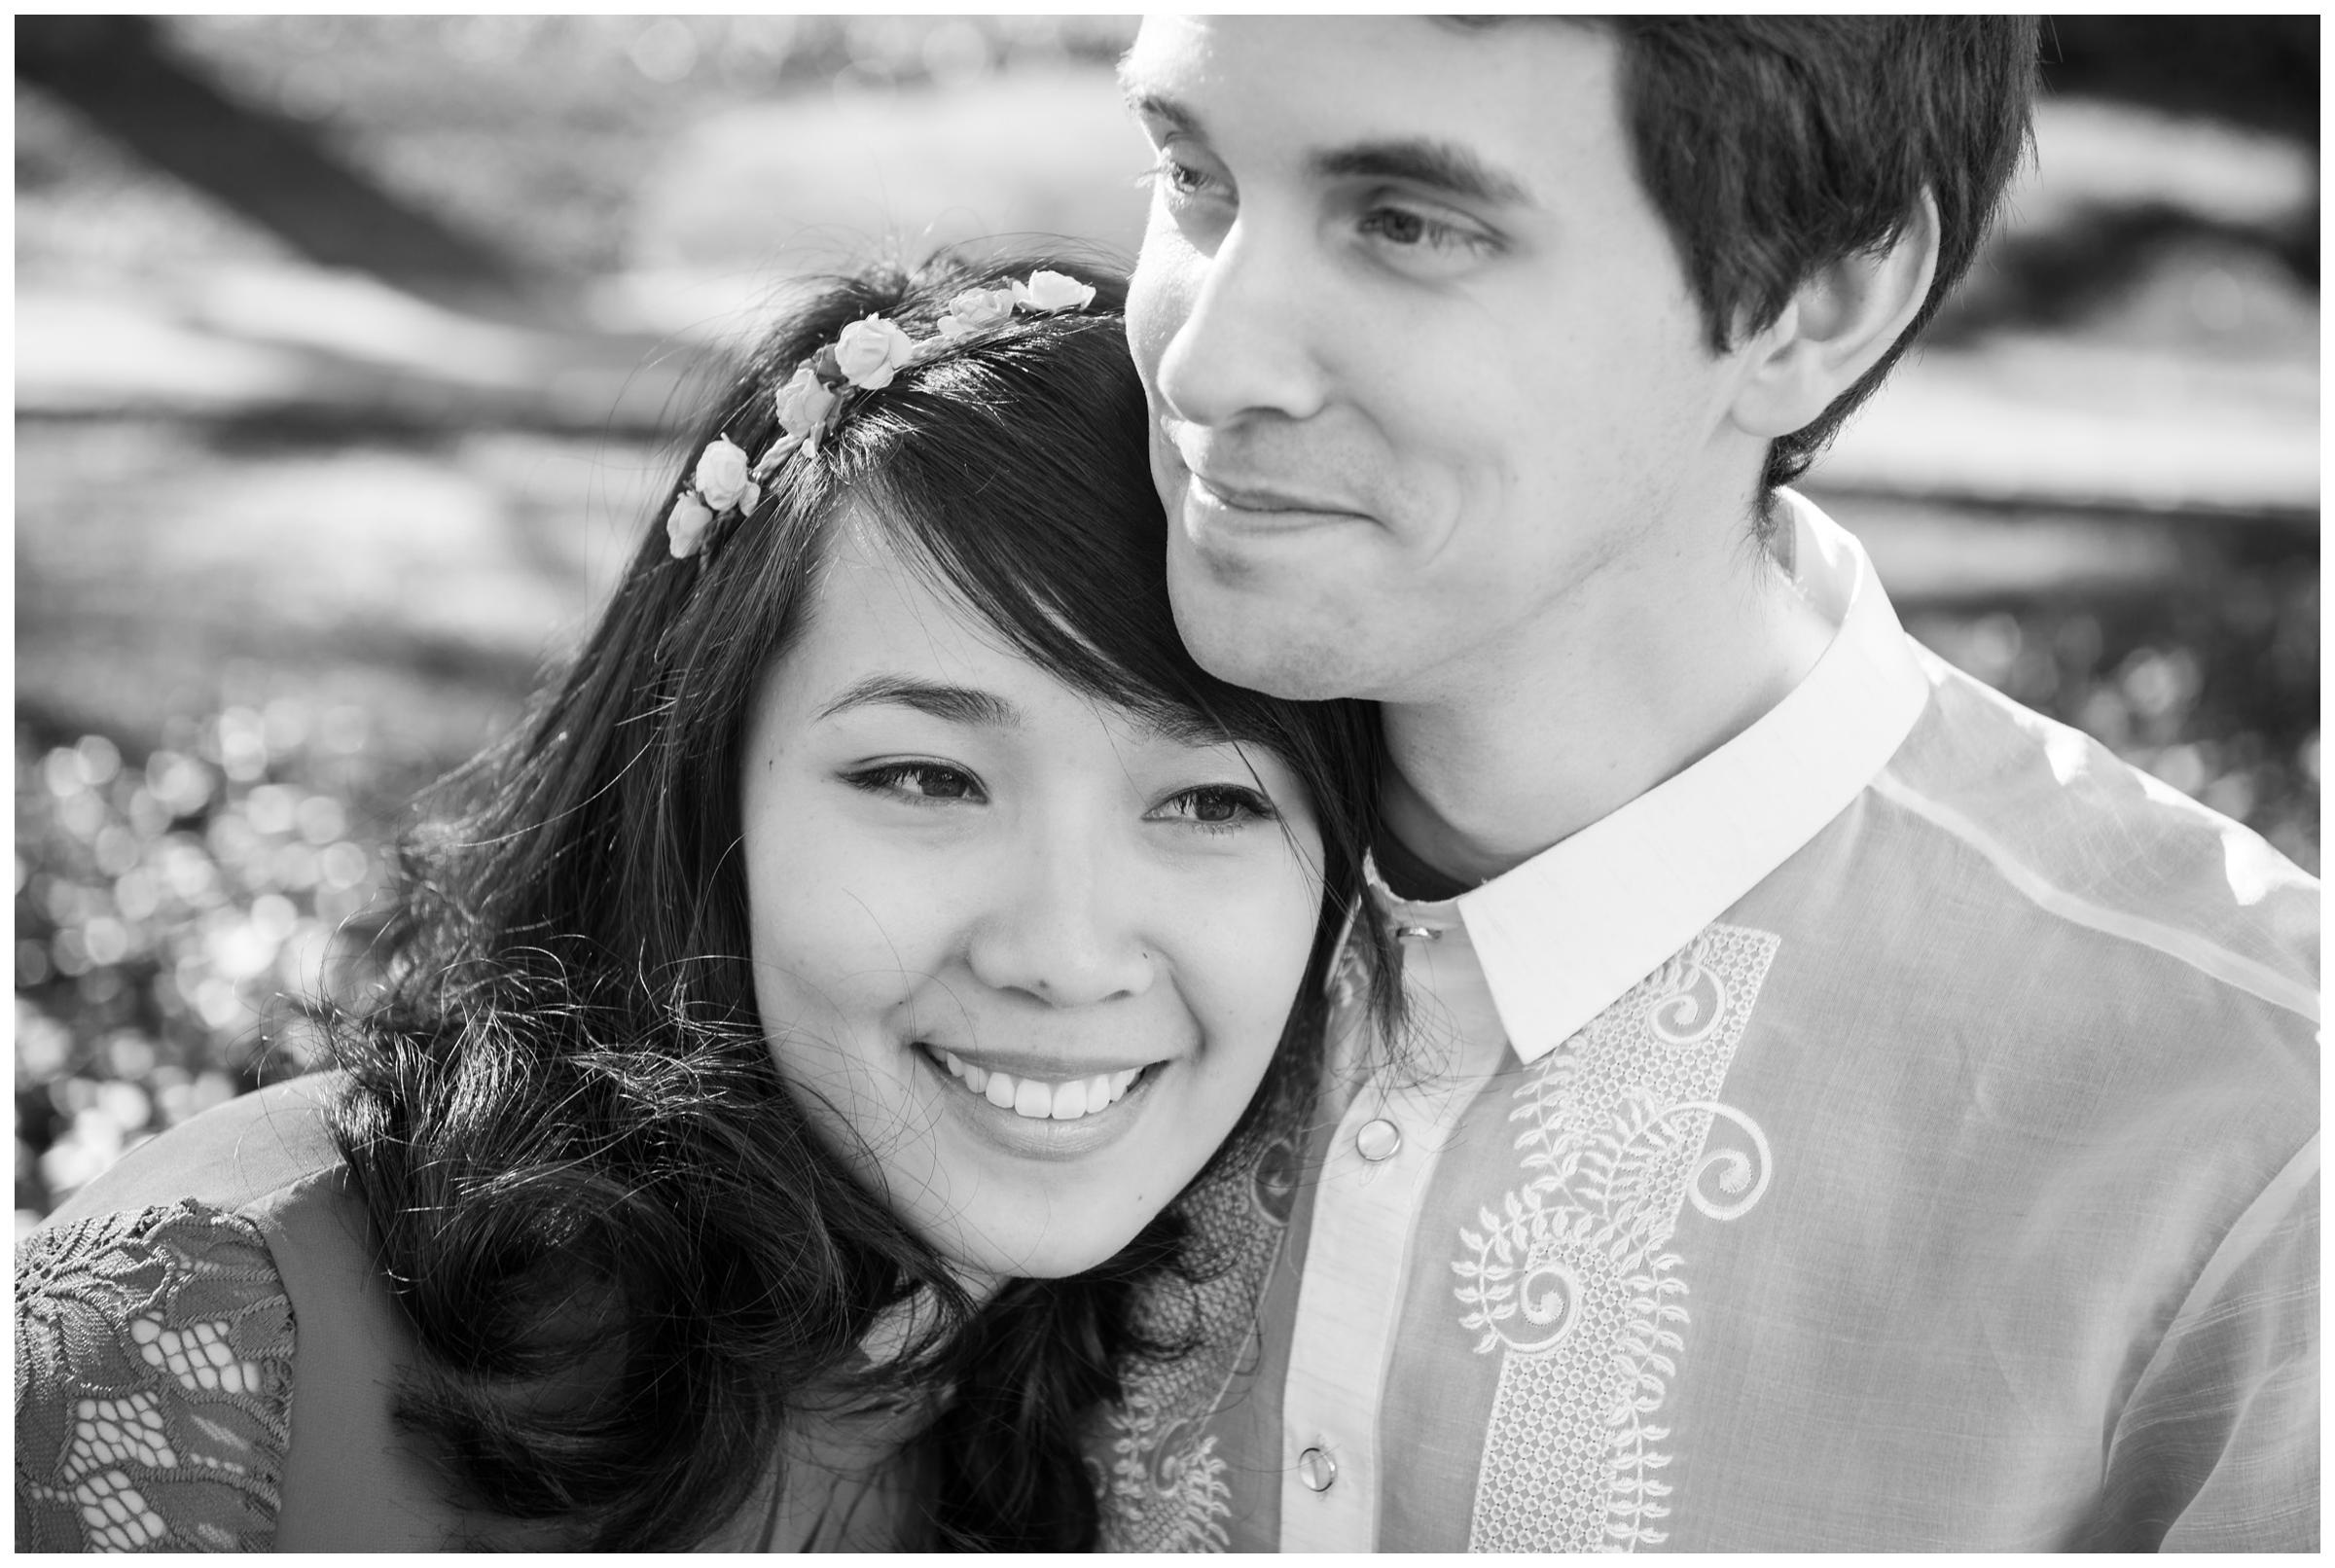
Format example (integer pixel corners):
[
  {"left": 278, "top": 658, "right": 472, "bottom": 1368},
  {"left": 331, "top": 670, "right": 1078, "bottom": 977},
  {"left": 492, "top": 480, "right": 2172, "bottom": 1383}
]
[{"left": 1122, "top": 17, "right": 1617, "bottom": 179}]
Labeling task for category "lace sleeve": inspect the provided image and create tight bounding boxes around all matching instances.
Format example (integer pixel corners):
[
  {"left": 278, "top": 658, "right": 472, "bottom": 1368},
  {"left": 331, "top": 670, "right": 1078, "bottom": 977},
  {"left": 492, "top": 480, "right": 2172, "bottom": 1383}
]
[{"left": 16, "top": 1199, "right": 297, "bottom": 1551}]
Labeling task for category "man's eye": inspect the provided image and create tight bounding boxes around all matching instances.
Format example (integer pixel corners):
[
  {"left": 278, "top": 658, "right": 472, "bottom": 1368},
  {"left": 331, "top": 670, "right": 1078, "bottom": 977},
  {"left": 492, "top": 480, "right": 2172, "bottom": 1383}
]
[
  {"left": 1148, "top": 155, "right": 1202, "bottom": 195},
  {"left": 1358, "top": 202, "right": 1492, "bottom": 257},
  {"left": 1144, "top": 150, "right": 1229, "bottom": 206},
  {"left": 847, "top": 763, "right": 983, "bottom": 803},
  {"left": 1366, "top": 207, "right": 1429, "bottom": 246}
]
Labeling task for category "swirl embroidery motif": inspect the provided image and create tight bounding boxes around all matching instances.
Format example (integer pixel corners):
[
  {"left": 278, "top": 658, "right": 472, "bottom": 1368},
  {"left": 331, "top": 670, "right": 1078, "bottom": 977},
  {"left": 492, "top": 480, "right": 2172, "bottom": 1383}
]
[
  {"left": 1453, "top": 924, "right": 1779, "bottom": 1552},
  {"left": 1091, "top": 1133, "right": 1299, "bottom": 1551}
]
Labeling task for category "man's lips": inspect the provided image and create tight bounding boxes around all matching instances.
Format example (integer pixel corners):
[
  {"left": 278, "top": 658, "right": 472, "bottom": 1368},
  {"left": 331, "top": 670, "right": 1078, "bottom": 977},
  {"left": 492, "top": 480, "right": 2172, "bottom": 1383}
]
[
  {"left": 1185, "top": 471, "right": 1370, "bottom": 522},
  {"left": 1166, "top": 426, "right": 1371, "bottom": 519},
  {"left": 1186, "top": 471, "right": 1363, "bottom": 531}
]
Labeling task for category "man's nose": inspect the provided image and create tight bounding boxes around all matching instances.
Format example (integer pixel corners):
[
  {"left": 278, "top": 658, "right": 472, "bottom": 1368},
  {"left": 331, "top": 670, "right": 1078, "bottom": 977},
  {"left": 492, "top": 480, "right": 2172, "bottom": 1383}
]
[
  {"left": 965, "top": 826, "right": 1155, "bottom": 1009},
  {"left": 1149, "top": 213, "right": 1329, "bottom": 431}
]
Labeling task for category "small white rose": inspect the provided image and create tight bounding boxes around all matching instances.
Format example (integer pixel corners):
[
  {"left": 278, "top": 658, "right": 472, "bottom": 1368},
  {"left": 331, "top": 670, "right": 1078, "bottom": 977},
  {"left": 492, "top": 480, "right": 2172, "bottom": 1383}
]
[
  {"left": 937, "top": 285, "right": 1018, "bottom": 340},
  {"left": 833, "top": 314, "right": 917, "bottom": 390},
  {"left": 1012, "top": 269, "right": 1096, "bottom": 313},
  {"left": 665, "top": 493, "right": 714, "bottom": 559},
  {"left": 694, "top": 438, "right": 753, "bottom": 511},
  {"left": 736, "top": 480, "right": 761, "bottom": 517},
  {"left": 772, "top": 364, "right": 838, "bottom": 438}
]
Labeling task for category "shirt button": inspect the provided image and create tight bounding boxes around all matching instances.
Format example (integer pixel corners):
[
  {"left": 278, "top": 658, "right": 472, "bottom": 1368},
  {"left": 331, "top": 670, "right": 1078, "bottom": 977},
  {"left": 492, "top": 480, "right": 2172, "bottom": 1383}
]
[
  {"left": 1298, "top": 1445, "right": 1337, "bottom": 1493},
  {"left": 1355, "top": 1118, "right": 1402, "bottom": 1161}
]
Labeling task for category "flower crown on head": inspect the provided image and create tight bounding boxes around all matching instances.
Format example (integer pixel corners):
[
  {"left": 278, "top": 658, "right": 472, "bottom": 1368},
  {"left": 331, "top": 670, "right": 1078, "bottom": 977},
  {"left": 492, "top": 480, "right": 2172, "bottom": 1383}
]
[{"left": 664, "top": 267, "right": 1100, "bottom": 560}]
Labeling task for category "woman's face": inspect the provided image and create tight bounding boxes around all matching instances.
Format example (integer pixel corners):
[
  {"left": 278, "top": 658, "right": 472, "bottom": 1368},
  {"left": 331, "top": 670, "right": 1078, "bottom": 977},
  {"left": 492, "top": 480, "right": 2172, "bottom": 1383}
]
[{"left": 738, "top": 511, "right": 1327, "bottom": 1283}]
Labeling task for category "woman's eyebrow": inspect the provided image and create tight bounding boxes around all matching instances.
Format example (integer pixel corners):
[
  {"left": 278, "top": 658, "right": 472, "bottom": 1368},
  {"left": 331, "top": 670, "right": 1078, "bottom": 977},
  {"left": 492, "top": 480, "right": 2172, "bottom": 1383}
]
[
  {"left": 1140, "top": 709, "right": 1244, "bottom": 750},
  {"left": 816, "top": 676, "right": 1021, "bottom": 730}
]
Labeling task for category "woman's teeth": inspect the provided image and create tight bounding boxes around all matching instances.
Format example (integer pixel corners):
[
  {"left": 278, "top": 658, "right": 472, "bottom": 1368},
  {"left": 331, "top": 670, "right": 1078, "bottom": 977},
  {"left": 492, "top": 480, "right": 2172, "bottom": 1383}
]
[{"left": 938, "top": 1050, "right": 1142, "bottom": 1121}]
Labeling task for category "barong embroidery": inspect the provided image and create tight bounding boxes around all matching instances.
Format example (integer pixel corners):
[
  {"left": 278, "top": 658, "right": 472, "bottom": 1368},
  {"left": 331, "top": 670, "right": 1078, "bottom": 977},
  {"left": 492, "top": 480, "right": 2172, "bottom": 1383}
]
[
  {"left": 1455, "top": 924, "right": 1779, "bottom": 1550},
  {"left": 1092, "top": 935, "right": 1368, "bottom": 1550},
  {"left": 1092, "top": 1143, "right": 1289, "bottom": 1551}
]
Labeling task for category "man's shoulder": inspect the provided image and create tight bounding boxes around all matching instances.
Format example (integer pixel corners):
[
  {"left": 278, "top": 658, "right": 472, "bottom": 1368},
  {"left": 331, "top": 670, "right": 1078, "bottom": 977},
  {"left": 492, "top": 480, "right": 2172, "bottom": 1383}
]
[{"left": 1869, "top": 643, "right": 2317, "bottom": 1012}]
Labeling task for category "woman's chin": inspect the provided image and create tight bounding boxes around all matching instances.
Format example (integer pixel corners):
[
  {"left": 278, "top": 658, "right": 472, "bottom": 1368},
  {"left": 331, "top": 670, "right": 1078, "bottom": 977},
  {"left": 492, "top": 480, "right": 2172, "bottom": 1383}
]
[{"left": 922, "top": 1194, "right": 1160, "bottom": 1286}]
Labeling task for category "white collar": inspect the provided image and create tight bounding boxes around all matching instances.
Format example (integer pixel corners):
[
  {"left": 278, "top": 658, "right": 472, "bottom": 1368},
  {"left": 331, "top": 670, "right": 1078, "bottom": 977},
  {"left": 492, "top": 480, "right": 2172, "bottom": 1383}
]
[{"left": 1416, "top": 490, "right": 1930, "bottom": 1063}]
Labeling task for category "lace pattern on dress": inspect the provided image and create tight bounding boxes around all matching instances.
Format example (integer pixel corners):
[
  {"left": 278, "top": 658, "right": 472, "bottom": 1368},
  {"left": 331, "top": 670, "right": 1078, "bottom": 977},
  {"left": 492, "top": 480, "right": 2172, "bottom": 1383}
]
[
  {"left": 16, "top": 1199, "right": 296, "bottom": 1551},
  {"left": 1454, "top": 924, "right": 1779, "bottom": 1551}
]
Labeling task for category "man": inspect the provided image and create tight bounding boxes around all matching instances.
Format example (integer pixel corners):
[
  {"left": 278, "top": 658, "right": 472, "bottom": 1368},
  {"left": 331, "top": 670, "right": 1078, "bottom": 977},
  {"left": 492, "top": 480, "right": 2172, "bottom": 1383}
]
[{"left": 1090, "top": 18, "right": 2317, "bottom": 1551}]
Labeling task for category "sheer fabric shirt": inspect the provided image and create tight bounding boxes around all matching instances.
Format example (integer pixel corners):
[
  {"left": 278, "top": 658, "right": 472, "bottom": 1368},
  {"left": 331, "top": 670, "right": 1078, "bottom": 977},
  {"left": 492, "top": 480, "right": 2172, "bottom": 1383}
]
[{"left": 1088, "top": 491, "right": 2319, "bottom": 1551}]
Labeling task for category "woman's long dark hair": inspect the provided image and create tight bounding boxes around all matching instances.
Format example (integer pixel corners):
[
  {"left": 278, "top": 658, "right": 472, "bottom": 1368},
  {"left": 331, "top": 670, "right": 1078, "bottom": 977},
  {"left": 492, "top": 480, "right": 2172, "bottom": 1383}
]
[{"left": 326, "top": 252, "right": 1395, "bottom": 1550}]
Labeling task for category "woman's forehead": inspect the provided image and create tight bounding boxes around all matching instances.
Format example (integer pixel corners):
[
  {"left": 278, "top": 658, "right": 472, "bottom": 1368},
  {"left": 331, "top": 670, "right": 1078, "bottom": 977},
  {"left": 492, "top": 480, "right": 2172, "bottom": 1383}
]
[{"left": 778, "top": 508, "right": 1251, "bottom": 755}]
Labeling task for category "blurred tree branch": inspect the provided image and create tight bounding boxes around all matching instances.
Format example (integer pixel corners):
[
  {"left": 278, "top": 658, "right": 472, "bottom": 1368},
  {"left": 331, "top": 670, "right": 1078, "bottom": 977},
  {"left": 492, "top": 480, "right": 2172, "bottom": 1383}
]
[
  {"left": 2043, "top": 16, "right": 2319, "bottom": 146},
  {"left": 17, "top": 16, "right": 575, "bottom": 325}
]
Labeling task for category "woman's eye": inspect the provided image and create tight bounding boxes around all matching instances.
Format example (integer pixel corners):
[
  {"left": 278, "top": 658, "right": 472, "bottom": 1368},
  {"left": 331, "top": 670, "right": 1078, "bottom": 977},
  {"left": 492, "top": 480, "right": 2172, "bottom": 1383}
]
[
  {"left": 847, "top": 762, "right": 983, "bottom": 803},
  {"left": 1155, "top": 784, "right": 1277, "bottom": 832}
]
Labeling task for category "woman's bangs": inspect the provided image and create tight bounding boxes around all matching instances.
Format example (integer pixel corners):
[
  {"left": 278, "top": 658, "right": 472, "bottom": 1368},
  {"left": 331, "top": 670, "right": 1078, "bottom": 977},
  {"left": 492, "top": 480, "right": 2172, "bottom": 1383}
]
[
  {"left": 879, "top": 474, "right": 1205, "bottom": 734},
  {"left": 844, "top": 336, "right": 1226, "bottom": 740}
]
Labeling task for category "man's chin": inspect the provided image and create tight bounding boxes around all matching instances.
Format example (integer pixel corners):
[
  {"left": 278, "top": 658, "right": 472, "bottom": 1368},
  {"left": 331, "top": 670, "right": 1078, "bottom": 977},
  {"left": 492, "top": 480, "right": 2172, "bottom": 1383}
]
[{"left": 1167, "top": 587, "right": 1366, "bottom": 702}]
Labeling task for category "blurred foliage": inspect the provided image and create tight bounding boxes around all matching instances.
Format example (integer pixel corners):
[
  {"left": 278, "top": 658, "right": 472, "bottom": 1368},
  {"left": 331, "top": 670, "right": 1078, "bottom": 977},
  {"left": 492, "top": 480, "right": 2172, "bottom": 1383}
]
[
  {"left": 30, "top": 16, "right": 1140, "bottom": 283},
  {"left": 15, "top": 701, "right": 394, "bottom": 1227}
]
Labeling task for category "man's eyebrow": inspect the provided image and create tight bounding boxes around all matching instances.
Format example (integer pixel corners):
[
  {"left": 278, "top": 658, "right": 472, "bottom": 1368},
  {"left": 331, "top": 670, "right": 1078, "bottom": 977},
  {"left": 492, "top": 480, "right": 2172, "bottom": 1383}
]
[
  {"left": 1117, "top": 86, "right": 1527, "bottom": 212},
  {"left": 815, "top": 676, "right": 1021, "bottom": 730},
  {"left": 1312, "top": 138, "right": 1532, "bottom": 207},
  {"left": 1120, "top": 80, "right": 1199, "bottom": 139}
]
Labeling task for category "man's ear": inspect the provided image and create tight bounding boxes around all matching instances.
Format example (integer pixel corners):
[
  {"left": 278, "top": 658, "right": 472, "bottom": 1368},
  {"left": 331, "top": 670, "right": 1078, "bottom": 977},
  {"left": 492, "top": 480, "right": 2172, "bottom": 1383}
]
[{"left": 1728, "top": 191, "right": 1940, "bottom": 440}]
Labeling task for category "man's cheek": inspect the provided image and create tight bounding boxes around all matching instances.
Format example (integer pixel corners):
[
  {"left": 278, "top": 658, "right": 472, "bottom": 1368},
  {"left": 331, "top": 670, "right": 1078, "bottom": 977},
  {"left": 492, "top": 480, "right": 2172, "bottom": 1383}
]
[{"left": 1128, "top": 228, "right": 1197, "bottom": 384}]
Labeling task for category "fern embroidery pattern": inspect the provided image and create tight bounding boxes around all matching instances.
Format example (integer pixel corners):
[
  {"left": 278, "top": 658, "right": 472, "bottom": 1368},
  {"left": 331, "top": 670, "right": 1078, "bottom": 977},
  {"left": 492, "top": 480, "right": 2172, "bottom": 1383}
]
[{"left": 1455, "top": 924, "right": 1779, "bottom": 1551}]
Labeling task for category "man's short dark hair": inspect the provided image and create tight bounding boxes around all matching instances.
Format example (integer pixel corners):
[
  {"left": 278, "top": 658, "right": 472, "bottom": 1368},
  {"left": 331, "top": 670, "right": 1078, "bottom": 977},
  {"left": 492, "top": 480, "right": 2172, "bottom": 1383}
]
[{"left": 1607, "top": 18, "right": 2039, "bottom": 517}]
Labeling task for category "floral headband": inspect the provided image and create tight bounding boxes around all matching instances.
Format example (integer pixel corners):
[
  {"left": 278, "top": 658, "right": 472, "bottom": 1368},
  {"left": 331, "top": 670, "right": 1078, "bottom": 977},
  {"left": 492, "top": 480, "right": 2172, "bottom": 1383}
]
[{"left": 664, "top": 268, "right": 1100, "bottom": 560}]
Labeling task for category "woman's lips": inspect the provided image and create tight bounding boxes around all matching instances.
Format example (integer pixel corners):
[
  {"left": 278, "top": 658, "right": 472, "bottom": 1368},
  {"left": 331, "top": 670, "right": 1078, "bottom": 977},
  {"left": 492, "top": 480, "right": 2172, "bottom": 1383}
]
[{"left": 924, "top": 1046, "right": 1151, "bottom": 1122}]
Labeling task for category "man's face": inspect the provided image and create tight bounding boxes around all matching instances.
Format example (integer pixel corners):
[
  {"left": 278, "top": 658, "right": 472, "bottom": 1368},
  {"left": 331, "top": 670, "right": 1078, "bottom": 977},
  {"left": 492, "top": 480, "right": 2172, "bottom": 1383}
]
[{"left": 1124, "top": 18, "right": 1754, "bottom": 703}]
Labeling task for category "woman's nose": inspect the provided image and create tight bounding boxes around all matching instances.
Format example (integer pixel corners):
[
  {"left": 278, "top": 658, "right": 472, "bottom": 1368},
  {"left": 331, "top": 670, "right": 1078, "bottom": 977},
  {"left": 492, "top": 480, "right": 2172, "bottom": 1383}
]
[{"left": 964, "top": 830, "right": 1156, "bottom": 1008}]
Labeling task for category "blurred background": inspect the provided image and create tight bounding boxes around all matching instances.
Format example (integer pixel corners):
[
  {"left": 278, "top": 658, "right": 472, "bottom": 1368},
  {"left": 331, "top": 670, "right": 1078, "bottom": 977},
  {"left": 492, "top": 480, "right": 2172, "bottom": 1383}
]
[{"left": 15, "top": 17, "right": 2319, "bottom": 1229}]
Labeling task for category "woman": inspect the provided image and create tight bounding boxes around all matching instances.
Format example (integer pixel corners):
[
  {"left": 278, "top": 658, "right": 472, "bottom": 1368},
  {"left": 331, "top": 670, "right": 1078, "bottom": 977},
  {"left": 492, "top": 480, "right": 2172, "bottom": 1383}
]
[{"left": 16, "top": 255, "right": 1392, "bottom": 1550}]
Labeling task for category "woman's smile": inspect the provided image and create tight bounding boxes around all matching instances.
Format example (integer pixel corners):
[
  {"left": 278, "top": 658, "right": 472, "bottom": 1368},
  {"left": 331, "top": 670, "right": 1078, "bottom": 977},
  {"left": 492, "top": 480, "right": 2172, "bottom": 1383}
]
[
  {"left": 923, "top": 1044, "right": 1152, "bottom": 1122},
  {"left": 912, "top": 1043, "right": 1169, "bottom": 1162},
  {"left": 740, "top": 517, "right": 1326, "bottom": 1278}
]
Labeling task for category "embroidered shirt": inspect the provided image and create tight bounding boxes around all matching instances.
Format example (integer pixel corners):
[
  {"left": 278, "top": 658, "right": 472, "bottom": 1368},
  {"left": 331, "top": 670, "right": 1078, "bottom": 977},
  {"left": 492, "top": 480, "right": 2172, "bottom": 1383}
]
[{"left": 1091, "top": 491, "right": 2319, "bottom": 1552}]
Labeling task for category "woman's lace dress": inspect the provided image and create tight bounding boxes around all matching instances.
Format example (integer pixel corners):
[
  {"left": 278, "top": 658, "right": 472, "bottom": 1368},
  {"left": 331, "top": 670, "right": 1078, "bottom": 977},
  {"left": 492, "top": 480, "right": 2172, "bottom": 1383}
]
[
  {"left": 18, "top": 1199, "right": 297, "bottom": 1550},
  {"left": 17, "top": 1077, "right": 929, "bottom": 1551}
]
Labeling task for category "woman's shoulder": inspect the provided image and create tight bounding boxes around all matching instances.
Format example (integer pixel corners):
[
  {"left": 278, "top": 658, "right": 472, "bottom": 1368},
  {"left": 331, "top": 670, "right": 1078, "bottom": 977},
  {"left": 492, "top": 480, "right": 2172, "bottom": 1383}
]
[
  {"left": 15, "top": 1077, "right": 336, "bottom": 1550},
  {"left": 17, "top": 1075, "right": 461, "bottom": 1550},
  {"left": 47, "top": 1072, "right": 353, "bottom": 1229}
]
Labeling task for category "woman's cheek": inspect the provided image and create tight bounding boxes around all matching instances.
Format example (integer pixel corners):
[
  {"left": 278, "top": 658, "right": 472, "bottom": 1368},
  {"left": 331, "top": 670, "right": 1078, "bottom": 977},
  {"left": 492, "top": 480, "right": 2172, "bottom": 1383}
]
[{"left": 1203, "top": 857, "right": 1327, "bottom": 1063}]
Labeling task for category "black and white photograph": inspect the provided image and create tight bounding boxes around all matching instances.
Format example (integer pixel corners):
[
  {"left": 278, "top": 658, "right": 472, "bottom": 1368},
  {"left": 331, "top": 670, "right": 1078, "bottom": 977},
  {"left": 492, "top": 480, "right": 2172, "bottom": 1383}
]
[{"left": 16, "top": 15, "right": 2318, "bottom": 1551}]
